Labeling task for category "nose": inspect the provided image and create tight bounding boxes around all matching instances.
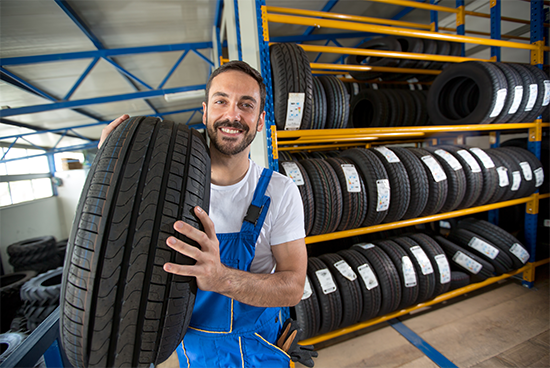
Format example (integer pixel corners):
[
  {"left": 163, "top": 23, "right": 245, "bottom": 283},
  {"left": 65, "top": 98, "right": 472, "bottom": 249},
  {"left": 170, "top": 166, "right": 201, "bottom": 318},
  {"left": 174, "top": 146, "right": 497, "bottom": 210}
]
[{"left": 224, "top": 101, "right": 242, "bottom": 122}]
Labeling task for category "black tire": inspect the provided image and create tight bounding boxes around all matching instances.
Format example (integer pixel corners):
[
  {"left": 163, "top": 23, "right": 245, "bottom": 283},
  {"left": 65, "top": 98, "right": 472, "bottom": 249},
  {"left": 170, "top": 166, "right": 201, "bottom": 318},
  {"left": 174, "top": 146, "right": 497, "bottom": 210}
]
[
  {"left": 380, "top": 90, "right": 403, "bottom": 127},
  {"left": 299, "top": 159, "right": 343, "bottom": 235},
  {"left": 484, "top": 149, "right": 510, "bottom": 204},
  {"left": 390, "top": 147, "right": 429, "bottom": 219},
  {"left": 7, "top": 236, "right": 57, "bottom": 267},
  {"left": 408, "top": 233, "right": 451, "bottom": 298},
  {"left": 340, "top": 148, "right": 390, "bottom": 226},
  {"left": 418, "top": 39, "right": 438, "bottom": 69},
  {"left": 374, "top": 240, "right": 419, "bottom": 309},
  {"left": 56, "top": 239, "right": 68, "bottom": 262},
  {"left": 20, "top": 267, "right": 63, "bottom": 305},
  {"left": 24, "top": 302, "right": 58, "bottom": 332},
  {"left": 319, "top": 253, "right": 363, "bottom": 328},
  {"left": 523, "top": 64, "right": 550, "bottom": 123},
  {"left": 279, "top": 160, "right": 315, "bottom": 236},
  {"left": 0, "top": 332, "right": 27, "bottom": 363},
  {"left": 337, "top": 249, "right": 382, "bottom": 322},
  {"left": 407, "top": 148, "right": 448, "bottom": 216},
  {"left": 326, "top": 157, "right": 368, "bottom": 231},
  {"left": 500, "top": 147, "right": 542, "bottom": 196},
  {"left": 427, "top": 61, "right": 508, "bottom": 125},
  {"left": 409, "top": 90, "right": 428, "bottom": 126},
  {"left": 492, "top": 62, "right": 523, "bottom": 123},
  {"left": 487, "top": 148, "right": 522, "bottom": 201},
  {"left": 448, "top": 228, "right": 515, "bottom": 275},
  {"left": 346, "top": 37, "right": 401, "bottom": 80},
  {"left": 395, "top": 37, "right": 424, "bottom": 70},
  {"left": 318, "top": 76, "right": 350, "bottom": 129},
  {"left": 395, "top": 90, "right": 417, "bottom": 126},
  {"left": 507, "top": 147, "right": 545, "bottom": 190},
  {"left": 464, "top": 147, "right": 499, "bottom": 206},
  {"left": 12, "top": 256, "right": 63, "bottom": 275},
  {"left": 290, "top": 275, "right": 321, "bottom": 340},
  {"left": 311, "top": 77, "right": 328, "bottom": 130},
  {"left": 450, "top": 271, "right": 470, "bottom": 290},
  {"left": 457, "top": 218, "right": 530, "bottom": 269},
  {"left": 59, "top": 116, "right": 211, "bottom": 368},
  {"left": 425, "top": 147, "right": 466, "bottom": 212},
  {"left": 350, "top": 89, "right": 391, "bottom": 128},
  {"left": 0, "top": 270, "right": 37, "bottom": 299},
  {"left": 270, "top": 43, "right": 313, "bottom": 130},
  {"left": 370, "top": 146, "right": 411, "bottom": 222},
  {"left": 507, "top": 63, "right": 538, "bottom": 123},
  {"left": 352, "top": 243, "right": 402, "bottom": 316},
  {"left": 495, "top": 147, "right": 534, "bottom": 199},
  {"left": 307, "top": 257, "right": 342, "bottom": 335}
]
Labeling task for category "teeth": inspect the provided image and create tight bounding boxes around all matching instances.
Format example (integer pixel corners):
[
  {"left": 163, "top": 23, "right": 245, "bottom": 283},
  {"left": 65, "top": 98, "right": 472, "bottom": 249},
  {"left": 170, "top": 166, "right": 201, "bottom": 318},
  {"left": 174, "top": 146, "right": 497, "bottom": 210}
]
[{"left": 221, "top": 127, "right": 240, "bottom": 134}]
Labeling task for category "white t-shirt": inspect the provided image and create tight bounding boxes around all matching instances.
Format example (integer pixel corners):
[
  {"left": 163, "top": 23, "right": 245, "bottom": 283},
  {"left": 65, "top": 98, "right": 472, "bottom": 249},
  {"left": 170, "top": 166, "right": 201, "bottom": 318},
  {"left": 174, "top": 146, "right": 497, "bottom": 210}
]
[{"left": 209, "top": 160, "right": 306, "bottom": 274}]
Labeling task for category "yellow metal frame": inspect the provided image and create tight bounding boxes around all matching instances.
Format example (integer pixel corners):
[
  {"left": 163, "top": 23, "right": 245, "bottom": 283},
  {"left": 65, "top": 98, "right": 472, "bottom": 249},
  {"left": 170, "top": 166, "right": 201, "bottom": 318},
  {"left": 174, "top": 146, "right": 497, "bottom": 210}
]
[
  {"left": 366, "top": 0, "right": 459, "bottom": 13},
  {"left": 311, "top": 62, "right": 441, "bottom": 75}
]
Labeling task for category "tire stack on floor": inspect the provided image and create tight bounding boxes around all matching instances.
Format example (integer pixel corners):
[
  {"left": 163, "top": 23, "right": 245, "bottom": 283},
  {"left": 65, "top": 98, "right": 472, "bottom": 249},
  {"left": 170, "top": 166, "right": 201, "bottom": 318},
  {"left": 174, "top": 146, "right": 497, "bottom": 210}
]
[
  {"left": 279, "top": 145, "right": 543, "bottom": 236},
  {"left": 7, "top": 236, "right": 64, "bottom": 274}
]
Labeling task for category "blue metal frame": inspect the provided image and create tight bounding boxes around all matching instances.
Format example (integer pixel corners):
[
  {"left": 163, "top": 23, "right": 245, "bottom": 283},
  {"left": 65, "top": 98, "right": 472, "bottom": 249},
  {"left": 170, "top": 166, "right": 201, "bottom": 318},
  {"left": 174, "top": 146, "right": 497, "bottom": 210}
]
[
  {"left": 301, "top": 0, "right": 340, "bottom": 38},
  {"left": 491, "top": 0, "right": 501, "bottom": 61},
  {"left": 456, "top": 0, "right": 465, "bottom": 57},
  {"left": 234, "top": 0, "right": 243, "bottom": 60},
  {"left": 430, "top": 0, "right": 438, "bottom": 32}
]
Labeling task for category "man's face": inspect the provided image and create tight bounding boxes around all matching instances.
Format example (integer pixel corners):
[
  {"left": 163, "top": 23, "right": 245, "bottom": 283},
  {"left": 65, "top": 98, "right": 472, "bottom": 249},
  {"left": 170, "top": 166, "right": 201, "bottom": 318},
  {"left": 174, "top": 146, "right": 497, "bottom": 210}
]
[{"left": 203, "top": 70, "right": 265, "bottom": 156}]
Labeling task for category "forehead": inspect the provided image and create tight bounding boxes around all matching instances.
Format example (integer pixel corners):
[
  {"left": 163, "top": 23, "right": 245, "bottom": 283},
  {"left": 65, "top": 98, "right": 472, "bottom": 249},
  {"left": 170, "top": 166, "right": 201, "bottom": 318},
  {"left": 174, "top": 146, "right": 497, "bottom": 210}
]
[{"left": 208, "top": 70, "right": 260, "bottom": 99}]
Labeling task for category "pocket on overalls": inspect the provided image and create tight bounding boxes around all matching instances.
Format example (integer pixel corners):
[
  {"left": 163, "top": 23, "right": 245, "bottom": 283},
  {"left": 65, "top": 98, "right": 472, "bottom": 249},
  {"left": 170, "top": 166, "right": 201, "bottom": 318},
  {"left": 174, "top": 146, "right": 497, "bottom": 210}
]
[{"left": 241, "top": 333, "right": 291, "bottom": 368}]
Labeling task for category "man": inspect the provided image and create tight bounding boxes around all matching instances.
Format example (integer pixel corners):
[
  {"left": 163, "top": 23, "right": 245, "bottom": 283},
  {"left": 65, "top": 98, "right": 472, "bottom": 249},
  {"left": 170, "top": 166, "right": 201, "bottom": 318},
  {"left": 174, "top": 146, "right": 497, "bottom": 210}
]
[{"left": 100, "top": 61, "right": 308, "bottom": 367}]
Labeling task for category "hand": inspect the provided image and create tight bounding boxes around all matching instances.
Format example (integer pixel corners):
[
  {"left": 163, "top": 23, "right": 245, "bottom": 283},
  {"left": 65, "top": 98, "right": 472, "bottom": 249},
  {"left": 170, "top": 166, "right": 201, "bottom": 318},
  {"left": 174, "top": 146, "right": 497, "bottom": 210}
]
[
  {"left": 98, "top": 114, "right": 130, "bottom": 149},
  {"left": 163, "top": 206, "right": 227, "bottom": 293}
]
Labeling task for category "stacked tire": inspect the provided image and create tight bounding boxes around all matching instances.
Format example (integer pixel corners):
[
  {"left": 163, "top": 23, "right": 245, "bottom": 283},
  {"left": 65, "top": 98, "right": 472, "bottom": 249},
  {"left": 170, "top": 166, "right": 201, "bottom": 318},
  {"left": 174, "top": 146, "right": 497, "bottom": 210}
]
[{"left": 7, "top": 236, "right": 63, "bottom": 274}]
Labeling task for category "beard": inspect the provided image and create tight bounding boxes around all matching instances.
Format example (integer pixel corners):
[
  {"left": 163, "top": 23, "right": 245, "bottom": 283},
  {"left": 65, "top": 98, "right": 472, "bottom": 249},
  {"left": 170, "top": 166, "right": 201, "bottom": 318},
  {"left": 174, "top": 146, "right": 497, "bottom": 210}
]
[{"left": 206, "top": 113, "right": 259, "bottom": 156}]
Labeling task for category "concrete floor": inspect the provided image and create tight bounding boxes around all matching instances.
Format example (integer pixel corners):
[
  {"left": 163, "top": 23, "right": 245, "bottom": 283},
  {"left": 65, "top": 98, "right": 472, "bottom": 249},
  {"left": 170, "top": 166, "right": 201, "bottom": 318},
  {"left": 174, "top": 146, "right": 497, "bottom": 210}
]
[{"left": 303, "top": 264, "right": 550, "bottom": 368}]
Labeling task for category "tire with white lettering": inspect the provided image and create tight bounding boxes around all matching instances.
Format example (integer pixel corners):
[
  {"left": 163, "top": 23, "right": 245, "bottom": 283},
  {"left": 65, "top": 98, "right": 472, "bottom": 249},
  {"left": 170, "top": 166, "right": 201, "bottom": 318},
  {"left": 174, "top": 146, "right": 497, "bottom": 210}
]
[
  {"left": 433, "top": 236, "right": 495, "bottom": 281},
  {"left": 494, "top": 148, "right": 533, "bottom": 199},
  {"left": 291, "top": 275, "right": 321, "bottom": 340},
  {"left": 448, "top": 228, "right": 514, "bottom": 275},
  {"left": 279, "top": 160, "right": 315, "bottom": 236},
  {"left": 523, "top": 65, "right": 550, "bottom": 123},
  {"left": 464, "top": 147, "right": 499, "bottom": 206},
  {"left": 456, "top": 218, "right": 529, "bottom": 269},
  {"left": 270, "top": 43, "right": 313, "bottom": 130},
  {"left": 300, "top": 159, "right": 343, "bottom": 235},
  {"left": 492, "top": 62, "right": 523, "bottom": 123},
  {"left": 374, "top": 240, "right": 419, "bottom": 310},
  {"left": 350, "top": 89, "right": 391, "bottom": 128},
  {"left": 318, "top": 76, "right": 350, "bottom": 129},
  {"left": 506, "top": 64, "right": 537, "bottom": 123},
  {"left": 407, "top": 148, "right": 448, "bottom": 216},
  {"left": 390, "top": 147, "right": 429, "bottom": 220},
  {"left": 326, "top": 157, "right": 367, "bottom": 231},
  {"left": 340, "top": 148, "right": 390, "bottom": 226},
  {"left": 408, "top": 234, "right": 450, "bottom": 298},
  {"left": 427, "top": 61, "right": 508, "bottom": 125},
  {"left": 500, "top": 147, "right": 543, "bottom": 195},
  {"left": 352, "top": 243, "right": 402, "bottom": 316},
  {"left": 425, "top": 147, "right": 466, "bottom": 213},
  {"left": 337, "top": 249, "right": 382, "bottom": 322},
  {"left": 308, "top": 257, "right": 342, "bottom": 335},
  {"left": 319, "top": 253, "right": 363, "bottom": 328},
  {"left": 60, "top": 116, "right": 211, "bottom": 368}
]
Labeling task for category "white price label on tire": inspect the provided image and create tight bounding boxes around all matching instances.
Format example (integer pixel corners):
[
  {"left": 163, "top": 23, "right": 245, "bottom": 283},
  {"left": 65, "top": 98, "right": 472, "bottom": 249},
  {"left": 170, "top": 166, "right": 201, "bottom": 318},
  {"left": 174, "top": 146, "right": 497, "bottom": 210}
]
[
  {"left": 358, "top": 263, "right": 378, "bottom": 290},
  {"left": 410, "top": 246, "right": 434, "bottom": 275},
  {"left": 284, "top": 93, "right": 305, "bottom": 130},
  {"left": 402, "top": 256, "right": 417, "bottom": 287},
  {"left": 341, "top": 164, "right": 361, "bottom": 193},
  {"left": 511, "top": 171, "right": 521, "bottom": 191},
  {"left": 457, "top": 150, "right": 482, "bottom": 173},
  {"left": 469, "top": 148, "right": 495, "bottom": 169},
  {"left": 508, "top": 85, "right": 523, "bottom": 114},
  {"left": 453, "top": 251, "right": 482, "bottom": 274},
  {"left": 356, "top": 243, "right": 375, "bottom": 250},
  {"left": 525, "top": 84, "right": 538, "bottom": 112},
  {"left": 534, "top": 167, "right": 544, "bottom": 187},
  {"left": 510, "top": 243, "right": 530, "bottom": 264},
  {"left": 315, "top": 268, "right": 337, "bottom": 294},
  {"left": 435, "top": 149, "right": 462, "bottom": 171},
  {"left": 281, "top": 161, "right": 305, "bottom": 186},
  {"left": 374, "top": 146, "right": 400, "bottom": 163},
  {"left": 376, "top": 179, "right": 390, "bottom": 212},
  {"left": 468, "top": 236, "right": 499, "bottom": 260},
  {"left": 334, "top": 260, "right": 357, "bottom": 282},
  {"left": 543, "top": 80, "right": 550, "bottom": 106},
  {"left": 490, "top": 88, "right": 507, "bottom": 117},
  {"left": 497, "top": 167, "right": 509, "bottom": 187},
  {"left": 519, "top": 162, "right": 533, "bottom": 181},
  {"left": 302, "top": 276, "right": 313, "bottom": 300},
  {"left": 421, "top": 155, "right": 447, "bottom": 182},
  {"left": 434, "top": 254, "right": 451, "bottom": 284}
]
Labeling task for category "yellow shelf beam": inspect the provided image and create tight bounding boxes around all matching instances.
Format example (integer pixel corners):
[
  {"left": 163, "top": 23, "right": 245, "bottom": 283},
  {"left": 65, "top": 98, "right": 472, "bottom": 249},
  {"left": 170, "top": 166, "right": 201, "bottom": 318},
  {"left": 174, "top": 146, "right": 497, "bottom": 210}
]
[
  {"left": 266, "top": 13, "right": 538, "bottom": 50},
  {"left": 366, "top": 0, "right": 459, "bottom": 13},
  {"left": 305, "top": 195, "right": 542, "bottom": 244},
  {"left": 311, "top": 62, "right": 442, "bottom": 75},
  {"left": 300, "top": 258, "right": 550, "bottom": 345}
]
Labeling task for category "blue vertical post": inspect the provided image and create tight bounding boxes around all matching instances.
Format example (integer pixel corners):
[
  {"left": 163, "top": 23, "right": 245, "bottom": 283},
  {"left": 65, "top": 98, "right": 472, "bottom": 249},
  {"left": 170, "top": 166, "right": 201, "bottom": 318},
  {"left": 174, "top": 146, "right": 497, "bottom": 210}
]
[
  {"left": 456, "top": 0, "right": 465, "bottom": 56},
  {"left": 430, "top": 0, "right": 438, "bottom": 32},
  {"left": 490, "top": 0, "right": 501, "bottom": 61}
]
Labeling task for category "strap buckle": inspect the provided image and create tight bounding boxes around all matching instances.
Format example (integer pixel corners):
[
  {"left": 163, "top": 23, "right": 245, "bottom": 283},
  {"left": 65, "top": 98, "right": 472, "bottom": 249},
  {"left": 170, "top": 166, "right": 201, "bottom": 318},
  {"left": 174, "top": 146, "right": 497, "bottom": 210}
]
[{"left": 244, "top": 204, "right": 263, "bottom": 226}]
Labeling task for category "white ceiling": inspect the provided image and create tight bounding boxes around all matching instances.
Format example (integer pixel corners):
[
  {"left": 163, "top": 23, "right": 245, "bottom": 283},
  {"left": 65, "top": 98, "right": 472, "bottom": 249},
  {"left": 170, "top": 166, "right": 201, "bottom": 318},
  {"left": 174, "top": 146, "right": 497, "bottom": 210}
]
[{"left": 0, "top": 0, "right": 537, "bottom": 152}]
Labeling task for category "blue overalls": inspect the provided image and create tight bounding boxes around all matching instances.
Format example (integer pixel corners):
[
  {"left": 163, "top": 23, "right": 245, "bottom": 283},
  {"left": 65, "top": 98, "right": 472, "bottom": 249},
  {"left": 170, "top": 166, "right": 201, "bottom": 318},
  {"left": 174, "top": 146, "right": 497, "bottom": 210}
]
[{"left": 176, "top": 168, "right": 292, "bottom": 368}]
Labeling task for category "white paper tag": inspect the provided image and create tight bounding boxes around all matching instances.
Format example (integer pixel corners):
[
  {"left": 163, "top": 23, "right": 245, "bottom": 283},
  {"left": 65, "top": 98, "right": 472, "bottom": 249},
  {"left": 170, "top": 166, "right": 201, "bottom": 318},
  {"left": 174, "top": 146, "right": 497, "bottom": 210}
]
[
  {"left": 525, "top": 84, "right": 538, "bottom": 112},
  {"left": 468, "top": 236, "right": 500, "bottom": 260},
  {"left": 402, "top": 256, "right": 417, "bottom": 287},
  {"left": 356, "top": 243, "right": 375, "bottom": 250},
  {"left": 315, "top": 268, "right": 337, "bottom": 294},
  {"left": 543, "top": 80, "right": 550, "bottom": 106},
  {"left": 544, "top": 219, "right": 550, "bottom": 227},
  {"left": 434, "top": 254, "right": 451, "bottom": 284},
  {"left": 372, "top": 83, "right": 379, "bottom": 90},
  {"left": 453, "top": 251, "right": 482, "bottom": 274},
  {"left": 534, "top": 167, "right": 544, "bottom": 187},
  {"left": 358, "top": 263, "right": 378, "bottom": 290},
  {"left": 281, "top": 161, "right": 305, "bottom": 186},
  {"left": 302, "top": 276, "right": 313, "bottom": 300},
  {"left": 376, "top": 179, "right": 390, "bottom": 212},
  {"left": 421, "top": 155, "right": 447, "bottom": 182},
  {"left": 440, "top": 220, "right": 452, "bottom": 229},
  {"left": 497, "top": 167, "right": 510, "bottom": 187},
  {"left": 374, "top": 146, "right": 400, "bottom": 163},
  {"left": 457, "top": 150, "right": 482, "bottom": 173},
  {"left": 341, "top": 164, "right": 361, "bottom": 193},
  {"left": 410, "top": 246, "right": 434, "bottom": 275},
  {"left": 519, "top": 162, "right": 533, "bottom": 181},
  {"left": 490, "top": 88, "right": 507, "bottom": 117},
  {"left": 510, "top": 243, "right": 530, "bottom": 263},
  {"left": 334, "top": 260, "right": 357, "bottom": 282},
  {"left": 469, "top": 148, "right": 495, "bottom": 169},
  {"left": 435, "top": 149, "right": 462, "bottom": 171},
  {"left": 511, "top": 171, "right": 521, "bottom": 191},
  {"left": 508, "top": 85, "right": 523, "bottom": 114},
  {"left": 284, "top": 93, "right": 305, "bottom": 130}
]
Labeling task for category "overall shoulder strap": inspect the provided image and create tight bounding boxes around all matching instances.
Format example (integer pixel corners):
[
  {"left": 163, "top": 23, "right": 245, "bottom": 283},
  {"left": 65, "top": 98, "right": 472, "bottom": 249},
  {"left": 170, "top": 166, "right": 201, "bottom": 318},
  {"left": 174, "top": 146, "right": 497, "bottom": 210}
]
[{"left": 243, "top": 168, "right": 273, "bottom": 226}]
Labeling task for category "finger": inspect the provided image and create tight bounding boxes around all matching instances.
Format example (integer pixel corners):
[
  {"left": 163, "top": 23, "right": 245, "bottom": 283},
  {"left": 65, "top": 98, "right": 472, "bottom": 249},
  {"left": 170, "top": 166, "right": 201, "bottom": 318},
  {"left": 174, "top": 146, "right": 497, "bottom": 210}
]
[
  {"left": 194, "top": 206, "right": 217, "bottom": 240},
  {"left": 173, "top": 218, "right": 212, "bottom": 247},
  {"left": 98, "top": 114, "right": 130, "bottom": 148},
  {"left": 166, "top": 236, "right": 202, "bottom": 260},
  {"left": 163, "top": 262, "right": 196, "bottom": 277}
]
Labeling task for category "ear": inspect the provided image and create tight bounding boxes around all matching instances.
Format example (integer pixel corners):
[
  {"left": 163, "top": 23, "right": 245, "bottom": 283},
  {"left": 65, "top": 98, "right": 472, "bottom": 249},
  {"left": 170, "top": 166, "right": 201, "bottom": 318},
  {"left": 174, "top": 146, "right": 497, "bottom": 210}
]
[
  {"left": 256, "top": 111, "right": 266, "bottom": 132},
  {"left": 202, "top": 101, "right": 207, "bottom": 125}
]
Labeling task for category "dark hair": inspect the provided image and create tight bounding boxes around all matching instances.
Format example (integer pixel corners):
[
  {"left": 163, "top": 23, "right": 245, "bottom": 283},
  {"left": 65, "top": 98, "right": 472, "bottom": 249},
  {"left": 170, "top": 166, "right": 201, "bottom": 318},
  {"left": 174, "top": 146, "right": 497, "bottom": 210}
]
[{"left": 205, "top": 60, "right": 266, "bottom": 113}]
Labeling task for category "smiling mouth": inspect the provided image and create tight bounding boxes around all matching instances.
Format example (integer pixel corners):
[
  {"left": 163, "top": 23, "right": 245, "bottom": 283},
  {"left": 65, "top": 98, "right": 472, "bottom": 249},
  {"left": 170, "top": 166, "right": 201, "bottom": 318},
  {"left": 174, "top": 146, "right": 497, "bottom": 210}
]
[{"left": 219, "top": 127, "right": 242, "bottom": 135}]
